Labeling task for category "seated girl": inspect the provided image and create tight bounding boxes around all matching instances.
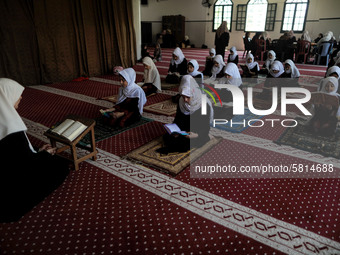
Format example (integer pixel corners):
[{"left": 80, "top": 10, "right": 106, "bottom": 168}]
[
  {"left": 157, "top": 75, "right": 213, "bottom": 154},
  {"left": 202, "top": 48, "right": 216, "bottom": 76},
  {"left": 227, "top": 46, "right": 239, "bottom": 65},
  {"left": 102, "top": 68, "right": 147, "bottom": 128},
  {"left": 187, "top": 59, "right": 204, "bottom": 86},
  {"left": 259, "top": 61, "right": 284, "bottom": 99},
  {"left": 241, "top": 53, "right": 259, "bottom": 78},
  {"left": 141, "top": 56, "right": 161, "bottom": 96},
  {"left": 165, "top": 47, "right": 188, "bottom": 84},
  {"left": 326, "top": 65, "right": 340, "bottom": 79},
  {"left": 260, "top": 50, "right": 276, "bottom": 75},
  {"left": 0, "top": 78, "right": 69, "bottom": 222},
  {"left": 218, "top": 62, "right": 243, "bottom": 102},
  {"left": 281, "top": 59, "right": 300, "bottom": 87},
  {"left": 309, "top": 77, "right": 340, "bottom": 136},
  {"left": 210, "top": 54, "right": 226, "bottom": 80},
  {"left": 153, "top": 43, "right": 162, "bottom": 62}
]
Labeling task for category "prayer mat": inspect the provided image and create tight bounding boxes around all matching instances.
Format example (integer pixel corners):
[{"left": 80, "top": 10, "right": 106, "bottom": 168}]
[
  {"left": 126, "top": 136, "right": 222, "bottom": 175},
  {"left": 80, "top": 116, "right": 153, "bottom": 145},
  {"left": 143, "top": 99, "right": 177, "bottom": 116},
  {"left": 161, "top": 81, "right": 178, "bottom": 90},
  {"left": 275, "top": 118, "right": 340, "bottom": 159},
  {"left": 212, "top": 108, "right": 263, "bottom": 133},
  {"left": 98, "top": 95, "right": 118, "bottom": 104}
]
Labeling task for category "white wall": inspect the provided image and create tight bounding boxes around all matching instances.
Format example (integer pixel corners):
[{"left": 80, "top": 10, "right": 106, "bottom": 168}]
[{"left": 139, "top": 0, "right": 340, "bottom": 51}]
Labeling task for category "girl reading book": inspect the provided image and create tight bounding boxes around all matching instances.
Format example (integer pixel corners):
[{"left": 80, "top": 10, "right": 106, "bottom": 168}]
[
  {"left": 0, "top": 78, "right": 69, "bottom": 222},
  {"left": 141, "top": 56, "right": 161, "bottom": 96},
  {"left": 157, "top": 75, "right": 213, "bottom": 155},
  {"left": 165, "top": 47, "right": 188, "bottom": 84},
  {"left": 102, "top": 68, "right": 147, "bottom": 128}
]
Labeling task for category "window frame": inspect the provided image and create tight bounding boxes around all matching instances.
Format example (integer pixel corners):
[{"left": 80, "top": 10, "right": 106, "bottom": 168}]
[
  {"left": 236, "top": 4, "right": 247, "bottom": 31},
  {"left": 212, "top": 0, "right": 234, "bottom": 32},
  {"left": 265, "top": 3, "right": 277, "bottom": 31},
  {"left": 245, "top": 0, "right": 268, "bottom": 32},
  {"left": 280, "top": 0, "right": 309, "bottom": 33}
]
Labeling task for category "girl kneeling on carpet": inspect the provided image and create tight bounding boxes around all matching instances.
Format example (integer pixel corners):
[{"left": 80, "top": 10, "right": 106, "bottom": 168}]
[
  {"left": 141, "top": 56, "right": 161, "bottom": 96},
  {"left": 281, "top": 59, "right": 300, "bottom": 87},
  {"left": 157, "top": 75, "right": 213, "bottom": 155},
  {"left": 0, "top": 78, "right": 70, "bottom": 223},
  {"left": 309, "top": 77, "right": 340, "bottom": 136},
  {"left": 218, "top": 62, "right": 243, "bottom": 103},
  {"left": 165, "top": 47, "right": 188, "bottom": 84},
  {"left": 102, "top": 68, "right": 147, "bottom": 128},
  {"left": 187, "top": 59, "right": 204, "bottom": 87}
]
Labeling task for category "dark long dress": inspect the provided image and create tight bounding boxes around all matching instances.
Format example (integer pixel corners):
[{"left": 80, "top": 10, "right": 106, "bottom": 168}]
[
  {"left": 215, "top": 32, "right": 230, "bottom": 60},
  {"left": 227, "top": 54, "right": 239, "bottom": 65},
  {"left": 162, "top": 105, "right": 211, "bottom": 153},
  {"left": 108, "top": 97, "right": 141, "bottom": 128},
  {"left": 0, "top": 131, "right": 70, "bottom": 222}
]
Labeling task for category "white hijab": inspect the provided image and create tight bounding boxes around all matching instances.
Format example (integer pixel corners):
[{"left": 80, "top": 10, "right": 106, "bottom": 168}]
[
  {"left": 269, "top": 61, "right": 284, "bottom": 78},
  {"left": 246, "top": 53, "right": 259, "bottom": 71},
  {"left": 265, "top": 50, "right": 276, "bottom": 70},
  {"left": 188, "top": 59, "right": 203, "bottom": 83},
  {"left": 319, "top": 76, "right": 339, "bottom": 95},
  {"left": 228, "top": 46, "right": 237, "bottom": 61},
  {"left": 284, "top": 59, "right": 300, "bottom": 78},
  {"left": 317, "top": 31, "right": 334, "bottom": 47},
  {"left": 171, "top": 47, "right": 185, "bottom": 66},
  {"left": 0, "top": 78, "right": 36, "bottom": 152},
  {"left": 326, "top": 66, "right": 340, "bottom": 79},
  {"left": 211, "top": 54, "right": 225, "bottom": 79},
  {"left": 179, "top": 75, "right": 213, "bottom": 122},
  {"left": 143, "top": 57, "right": 161, "bottom": 91},
  {"left": 117, "top": 68, "right": 147, "bottom": 115},
  {"left": 219, "top": 63, "right": 242, "bottom": 87},
  {"left": 209, "top": 48, "right": 216, "bottom": 58}
]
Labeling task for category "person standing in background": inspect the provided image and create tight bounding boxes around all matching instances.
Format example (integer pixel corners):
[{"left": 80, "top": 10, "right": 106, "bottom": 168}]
[{"left": 214, "top": 21, "right": 230, "bottom": 61}]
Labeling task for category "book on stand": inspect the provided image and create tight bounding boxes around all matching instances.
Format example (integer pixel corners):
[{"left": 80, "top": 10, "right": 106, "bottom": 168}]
[
  {"left": 164, "top": 123, "right": 189, "bottom": 136},
  {"left": 50, "top": 119, "right": 88, "bottom": 141}
]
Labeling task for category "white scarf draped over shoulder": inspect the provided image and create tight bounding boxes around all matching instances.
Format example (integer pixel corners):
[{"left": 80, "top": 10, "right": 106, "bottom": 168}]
[
  {"left": 142, "top": 56, "right": 161, "bottom": 91},
  {"left": 219, "top": 62, "right": 242, "bottom": 87},
  {"left": 179, "top": 75, "right": 214, "bottom": 123},
  {"left": 188, "top": 59, "right": 203, "bottom": 82},
  {"left": 269, "top": 60, "right": 284, "bottom": 78},
  {"left": 171, "top": 47, "right": 185, "bottom": 66},
  {"left": 0, "top": 78, "right": 36, "bottom": 152},
  {"left": 211, "top": 54, "right": 225, "bottom": 79},
  {"left": 246, "top": 53, "right": 259, "bottom": 71},
  {"left": 117, "top": 68, "right": 147, "bottom": 115},
  {"left": 284, "top": 59, "right": 300, "bottom": 78},
  {"left": 265, "top": 50, "right": 276, "bottom": 70},
  {"left": 326, "top": 66, "right": 340, "bottom": 79}
]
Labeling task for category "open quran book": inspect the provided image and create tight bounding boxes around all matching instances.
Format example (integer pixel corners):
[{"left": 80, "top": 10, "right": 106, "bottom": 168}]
[{"left": 51, "top": 119, "right": 88, "bottom": 141}]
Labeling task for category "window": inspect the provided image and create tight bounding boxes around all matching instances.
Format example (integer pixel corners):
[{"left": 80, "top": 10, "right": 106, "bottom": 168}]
[
  {"left": 265, "top": 3, "right": 277, "bottom": 31},
  {"left": 281, "top": 0, "right": 309, "bottom": 32},
  {"left": 213, "top": 0, "right": 233, "bottom": 32},
  {"left": 236, "top": 5, "right": 247, "bottom": 31},
  {"left": 245, "top": 0, "right": 268, "bottom": 32}
]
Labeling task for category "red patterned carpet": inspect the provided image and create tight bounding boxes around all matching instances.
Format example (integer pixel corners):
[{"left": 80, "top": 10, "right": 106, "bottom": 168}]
[{"left": 0, "top": 48, "right": 339, "bottom": 255}]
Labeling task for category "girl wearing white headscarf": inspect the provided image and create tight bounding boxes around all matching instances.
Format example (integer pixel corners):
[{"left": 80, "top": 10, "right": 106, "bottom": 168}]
[
  {"left": 187, "top": 59, "right": 204, "bottom": 86},
  {"left": 263, "top": 50, "right": 276, "bottom": 71},
  {"left": 309, "top": 77, "right": 340, "bottom": 136},
  {"left": 243, "top": 53, "right": 259, "bottom": 77},
  {"left": 141, "top": 56, "right": 161, "bottom": 96},
  {"left": 165, "top": 47, "right": 188, "bottom": 84},
  {"left": 219, "top": 63, "right": 242, "bottom": 87},
  {"left": 227, "top": 46, "right": 239, "bottom": 65},
  {"left": 103, "top": 68, "right": 147, "bottom": 128},
  {"left": 326, "top": 65, "right": 340, "bottom": 80},
  {"left": 203, "top": 48, "right": 216, "bottom": 76},
  {"left": 157, "top": 75, "right": 213, "bottom": 154},
  {"left": 301, "top": 30, "right": 311, "bottom": 42},
  {"left": 268, "top": 61, "right": 284, "bottom": 78},
  {"left": 0, "top": 78, "right": 69, "bottom": 222},
  {"left": 317, "top": 31, "right": 334, "bottom": 47},
  {"left": 282, "top": 59, "right": 300, "bottom": 87},
  {"left": 210, "top": 54, "right": 226, "bottom": 80}
]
